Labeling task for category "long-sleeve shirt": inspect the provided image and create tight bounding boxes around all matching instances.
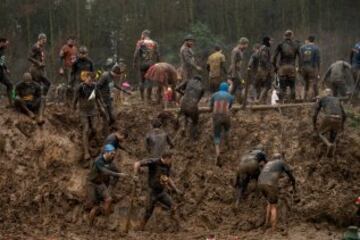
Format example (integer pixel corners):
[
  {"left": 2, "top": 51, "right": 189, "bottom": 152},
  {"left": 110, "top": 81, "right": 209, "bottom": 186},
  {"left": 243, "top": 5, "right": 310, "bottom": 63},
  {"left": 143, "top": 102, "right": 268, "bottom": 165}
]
[
  {"left": 138, "top": 157, "right": 171, "bottom": 192},
  {"left": 228, "top": 47, "right": 244, "bottom": 79},
  {"left": 299, "top": 43, "right": 320, "bottom": 70},
  {"left": 273, "top": 39, "right": 300, "bottom": 67},
  {"left": 87, "top": 155, "right": 120, "bottom": 184}
]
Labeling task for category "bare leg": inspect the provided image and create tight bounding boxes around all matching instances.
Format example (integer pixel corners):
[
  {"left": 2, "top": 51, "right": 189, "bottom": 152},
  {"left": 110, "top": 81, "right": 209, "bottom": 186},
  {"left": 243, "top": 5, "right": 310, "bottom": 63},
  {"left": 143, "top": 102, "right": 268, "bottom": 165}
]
[
  {"left": 89, "top": 206, "right": 100, "bottom": 225},
  {"left": 103, "top": 198, "right": 112, "bottom": 216},
  {"left": 215, "top": 144, "right": 220, "bottom": 166},
  {"left": 270, "top": 204, "right": 277, "bottom": 231}
]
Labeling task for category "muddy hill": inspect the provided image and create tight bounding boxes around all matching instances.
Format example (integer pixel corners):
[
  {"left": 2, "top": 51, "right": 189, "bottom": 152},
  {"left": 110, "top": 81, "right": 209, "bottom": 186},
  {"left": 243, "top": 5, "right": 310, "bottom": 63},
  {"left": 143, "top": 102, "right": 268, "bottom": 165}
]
[{"left": 0, "top": 97, "right": 359, "bottom": 240}]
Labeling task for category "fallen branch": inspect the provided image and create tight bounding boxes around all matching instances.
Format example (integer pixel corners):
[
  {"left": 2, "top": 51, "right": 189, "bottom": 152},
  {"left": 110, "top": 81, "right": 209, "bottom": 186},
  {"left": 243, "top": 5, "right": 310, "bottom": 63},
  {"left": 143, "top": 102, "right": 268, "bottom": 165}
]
[{"left": 164, "top": 102, "right": 315, "bottom": 113}]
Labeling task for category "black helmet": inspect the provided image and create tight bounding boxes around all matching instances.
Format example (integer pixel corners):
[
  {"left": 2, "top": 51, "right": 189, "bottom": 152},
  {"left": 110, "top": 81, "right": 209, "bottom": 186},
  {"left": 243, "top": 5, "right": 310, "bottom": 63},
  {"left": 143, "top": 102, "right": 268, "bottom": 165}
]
[{"left": 184, "top": 34, "right": 195, "bottom": 42}]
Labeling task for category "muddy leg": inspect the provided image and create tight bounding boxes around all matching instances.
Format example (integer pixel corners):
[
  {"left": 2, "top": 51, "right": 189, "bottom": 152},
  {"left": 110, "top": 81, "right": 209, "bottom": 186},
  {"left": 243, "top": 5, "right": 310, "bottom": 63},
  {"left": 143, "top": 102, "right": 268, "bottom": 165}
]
[
  {"left": 140, "top": 191, "right": 156, "bottom": 231},
  {"left": 14, "top": 98, "right": 36, "bottom": 119},
  {"left": 103, "top": 197, "right": 112, "bottom": 216},
  {"left": 1, "top": 73, "right": 13, "bottom": 107},
  {"left": 265, "top": 203, "right": 271, "bottom": 228},
  {"left": 270, "top": 204, "right": 278, "bottom": 231},
  {"left": 36, "top": 97, "right": 45, "bottom": 125},
  {"left": 146, "top": 85, "right": 152, "bottom": 102},
  {"left": 82, "top": 116, "right": 91, "bottom": 161},
  {"left": 89, "top": 206, "right": 100, "bottom": 225}
]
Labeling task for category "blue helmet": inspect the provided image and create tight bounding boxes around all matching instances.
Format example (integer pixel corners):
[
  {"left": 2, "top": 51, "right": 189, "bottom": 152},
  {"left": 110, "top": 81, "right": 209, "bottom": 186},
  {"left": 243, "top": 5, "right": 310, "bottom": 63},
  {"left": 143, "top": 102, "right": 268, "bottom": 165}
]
[
  {"left": 219, "top": 82, "right": 229, "bottom": 92},
  {"left": 103, "top": 144, "right": 115, "bottom": 153}
]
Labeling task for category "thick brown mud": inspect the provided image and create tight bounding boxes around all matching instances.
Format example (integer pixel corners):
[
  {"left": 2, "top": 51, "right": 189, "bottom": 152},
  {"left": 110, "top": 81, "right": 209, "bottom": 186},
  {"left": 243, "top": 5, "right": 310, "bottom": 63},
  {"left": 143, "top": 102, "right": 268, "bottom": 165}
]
[{"left": 0, "top": 96, "right": 359, "bottom": 239}]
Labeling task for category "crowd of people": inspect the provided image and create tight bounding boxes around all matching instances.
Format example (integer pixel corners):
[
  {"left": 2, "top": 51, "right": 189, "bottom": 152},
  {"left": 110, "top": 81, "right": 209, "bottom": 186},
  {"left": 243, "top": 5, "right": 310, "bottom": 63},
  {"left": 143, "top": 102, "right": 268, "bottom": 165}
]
[{"left": 0, "top": 28, "right": 359, "bottom": 235}]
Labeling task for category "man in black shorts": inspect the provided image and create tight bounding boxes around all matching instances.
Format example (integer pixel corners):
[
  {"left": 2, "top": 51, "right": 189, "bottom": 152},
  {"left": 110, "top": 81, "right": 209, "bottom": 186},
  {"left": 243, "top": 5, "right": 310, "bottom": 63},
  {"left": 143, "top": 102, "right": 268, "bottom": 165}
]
[
  {"left": 258, "top": 153, "right": 296, "bottom": 231},
  {"left": 134, "top": 151, "right": 182, "bottom": 231}
]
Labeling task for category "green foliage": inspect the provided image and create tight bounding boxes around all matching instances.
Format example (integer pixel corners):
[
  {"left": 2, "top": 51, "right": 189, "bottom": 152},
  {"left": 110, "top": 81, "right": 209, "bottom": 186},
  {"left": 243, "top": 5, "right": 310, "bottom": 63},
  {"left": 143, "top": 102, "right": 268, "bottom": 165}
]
[
  {"left": 346, "top": 109, "right": 360, "bottom": 129},
  {"left": 160, "top": 21, "right": 225, "bottom": 65},
  {"left": 189, "top": 22, "right": 225, "bottom": 53}
]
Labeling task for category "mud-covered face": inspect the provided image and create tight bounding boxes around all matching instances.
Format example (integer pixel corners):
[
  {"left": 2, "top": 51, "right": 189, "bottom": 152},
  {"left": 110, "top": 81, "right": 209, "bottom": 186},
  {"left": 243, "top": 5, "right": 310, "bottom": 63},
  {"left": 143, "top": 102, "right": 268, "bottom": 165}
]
[
  {"left": 79, "top": 52, "right": 88, "bottom": 58},
  {"left": 40, "top": 38, "right": 47, "bottom": 45},
  {"left": 67, "top": 39, "right": 75, "bottom": 47},
  {"left": 161, "top": 156, "right": 173, "bottom": 165},
  {"left": 104, "top": 151, "right": 115, "bottom": 161},
  {"left": 0, "top": 40, "right": 9, "bottom": 48},
  {"left": 240, "top": 42, "right": 249, "bottom": 50},
  {"left": 186, "top": 40, "right": 194, "bottom": 48}
]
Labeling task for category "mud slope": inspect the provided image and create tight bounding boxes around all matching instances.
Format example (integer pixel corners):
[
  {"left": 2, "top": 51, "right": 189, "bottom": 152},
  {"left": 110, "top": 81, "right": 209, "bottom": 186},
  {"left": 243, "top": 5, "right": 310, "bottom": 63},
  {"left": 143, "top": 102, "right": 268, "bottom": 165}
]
[{"left": 0, "top": 99, "right": 359, "bottom": 240}]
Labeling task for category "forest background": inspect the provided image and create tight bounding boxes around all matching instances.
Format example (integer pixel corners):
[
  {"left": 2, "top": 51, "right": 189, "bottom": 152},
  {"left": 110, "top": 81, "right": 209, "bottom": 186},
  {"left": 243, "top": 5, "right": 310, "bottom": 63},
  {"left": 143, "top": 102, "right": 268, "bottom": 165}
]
[{"left": 0, "top": 0, "right": 359, "bottom": 86}]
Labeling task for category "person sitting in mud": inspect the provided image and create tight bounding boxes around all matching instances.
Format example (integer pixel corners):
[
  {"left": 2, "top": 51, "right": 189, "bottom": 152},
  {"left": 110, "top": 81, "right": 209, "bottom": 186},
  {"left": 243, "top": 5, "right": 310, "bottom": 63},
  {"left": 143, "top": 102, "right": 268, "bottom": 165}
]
[
  {"left": 313, "top": 88, "right": 346, "bottom": 144},
  {"left": 175, "top": 75, "right": 205, "bottom": 139},
  {"left": 85, "top": 144, "right": 127, "bottom": 225},
  {"left": 14, "top": 72, "right": 44, "bottom": 125},
  {"left": 145, "top": 118, "right": 174, "bottom": 158},
  {"left": 210, "top": 82, "right": 234, "bottom": 167},
  {"left": 73, "top": 71, "right": 105, "bottom": 161},
  {"left": 234, "top": 144, "right": 267, "bottom": 206},
  {"left": 258, "top": 153, "right": 296, "bottom": 232},
  {"left": 134, "top": 150, "right": 182, "bottom": 231}
]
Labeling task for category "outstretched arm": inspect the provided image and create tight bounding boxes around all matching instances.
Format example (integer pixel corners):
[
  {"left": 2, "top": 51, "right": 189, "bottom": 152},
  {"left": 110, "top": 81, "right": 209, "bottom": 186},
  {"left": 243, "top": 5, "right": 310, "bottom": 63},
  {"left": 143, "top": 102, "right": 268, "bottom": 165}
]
[
  {"left": 98, "top": 165, "right": 126, "bottom": 177},
  {"left": 168, "top": 177, "right": 182, "bottom": 194}
]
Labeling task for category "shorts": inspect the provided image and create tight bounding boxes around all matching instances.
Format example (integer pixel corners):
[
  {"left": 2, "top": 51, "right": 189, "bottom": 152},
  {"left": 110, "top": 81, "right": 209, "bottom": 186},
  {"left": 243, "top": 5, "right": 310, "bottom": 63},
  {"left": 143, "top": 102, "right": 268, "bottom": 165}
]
[
  {"left": 279, "top": 65, "right": 296, "bottom": 78},
  {"left": 86, "top": 182, "right": 111, "bottom": 207},
  {"left": 259, "top": 184, "right": 278, "bottom": 204},
  {"left": 319, "top": 115, "right": 342, "bottom": 134},
  {"left": 213, "top": 114, "right": 231, "bottom": 144}
]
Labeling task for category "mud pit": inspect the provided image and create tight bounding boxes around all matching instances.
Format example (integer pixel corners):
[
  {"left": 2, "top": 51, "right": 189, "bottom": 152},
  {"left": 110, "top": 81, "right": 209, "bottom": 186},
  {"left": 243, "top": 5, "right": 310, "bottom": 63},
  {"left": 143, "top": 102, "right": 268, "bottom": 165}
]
[{"left": 0, "top": 96, "right": 359, "bottom": 240}]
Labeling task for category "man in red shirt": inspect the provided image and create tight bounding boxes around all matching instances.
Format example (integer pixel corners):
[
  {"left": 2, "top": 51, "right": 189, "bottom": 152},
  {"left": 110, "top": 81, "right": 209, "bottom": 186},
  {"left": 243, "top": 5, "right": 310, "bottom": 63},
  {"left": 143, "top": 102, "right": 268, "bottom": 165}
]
[{"left": 59, "top": 36, "right": 78, "bottom": 86}]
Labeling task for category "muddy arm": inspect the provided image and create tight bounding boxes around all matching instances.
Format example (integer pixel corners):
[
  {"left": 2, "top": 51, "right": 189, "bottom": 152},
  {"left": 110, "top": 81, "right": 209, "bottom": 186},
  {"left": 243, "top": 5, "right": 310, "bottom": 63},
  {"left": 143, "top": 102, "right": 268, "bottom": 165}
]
[
  {"left": 98, "top": 166, "right": 126, "bottom": 178},
  {"left": 168, "top": 177, "right": 182, "bottom": 194}
]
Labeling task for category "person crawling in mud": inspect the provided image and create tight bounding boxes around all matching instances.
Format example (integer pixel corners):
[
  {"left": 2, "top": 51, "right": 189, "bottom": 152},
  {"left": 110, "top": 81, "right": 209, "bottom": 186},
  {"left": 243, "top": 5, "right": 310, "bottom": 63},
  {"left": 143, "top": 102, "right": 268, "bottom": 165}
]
[
  {"left": 258, "top": 153, "right": 296, "bottom": 232},
  {"left": 14, "top": 72, "right": 44, "bottom": 125},
  {"left": 85, "top": 144, "right": 127, "bottom": 225},
  {"left": 145, "top": 118, "right": 174, "bottom": 158},
  {"left": 210, "top": 82, "right": 234, "bottom": 167},
  {"left": 234, "top": 144, "right": 267, "bottom": 206},
  {"left": 134, "top": 150, "right": 182, "bottom": 231},
  {"left": 313, "top": 88, "right": 346, "bottom": 144},
  {"left": 73, "top": 71, "right": 105, "bottom": 161},
  {"left": 175, "top": 75, "right": 205, "bottom": 139},
  {"left": 104, "top": 130, "right": 128, "bottom": 151}
]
